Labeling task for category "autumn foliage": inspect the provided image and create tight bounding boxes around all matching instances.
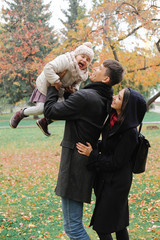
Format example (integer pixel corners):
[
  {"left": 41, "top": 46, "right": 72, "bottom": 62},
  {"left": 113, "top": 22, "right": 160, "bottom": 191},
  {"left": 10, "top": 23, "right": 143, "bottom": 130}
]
[
  {"left": 0, "top": 0, "right": 57, "bottom": 103},
  {"left": 0, "top": 0, "right": 160, "bottom": 105}
]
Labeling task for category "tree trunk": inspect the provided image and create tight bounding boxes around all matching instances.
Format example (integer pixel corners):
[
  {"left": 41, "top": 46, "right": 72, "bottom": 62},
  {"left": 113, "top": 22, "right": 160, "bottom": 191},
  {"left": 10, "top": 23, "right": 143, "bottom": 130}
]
[
  {"left": 147, "top": 91, "right": 160, "bottom": 109},
  {"left": 156, "top": 39, "right": 160, "bottom": 52}
]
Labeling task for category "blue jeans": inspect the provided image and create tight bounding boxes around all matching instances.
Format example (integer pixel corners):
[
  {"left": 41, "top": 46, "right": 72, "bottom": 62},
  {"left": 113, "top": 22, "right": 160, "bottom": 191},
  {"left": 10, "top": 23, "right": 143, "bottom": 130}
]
[{"left": 61, "top": 197, "right": 91, "bottom": 240}]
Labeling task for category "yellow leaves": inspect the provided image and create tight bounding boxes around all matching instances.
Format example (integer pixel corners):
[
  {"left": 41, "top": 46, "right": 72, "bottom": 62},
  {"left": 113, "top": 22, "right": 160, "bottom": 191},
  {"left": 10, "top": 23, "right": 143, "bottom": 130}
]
[
  {"left": 0, "top": 227, "right": 4, "bottom": 233},
  {"left": 22, "top": 216, "right": 30, "bottom": 221},
  {"left": 56, "top": 233, "right": 64, "bottom": 238},
  {"left": 28, "top": 223, "right": 36, "bottom": 228},
  {"left": 13, "top": 82, "right": 20, "bottom": 86}
]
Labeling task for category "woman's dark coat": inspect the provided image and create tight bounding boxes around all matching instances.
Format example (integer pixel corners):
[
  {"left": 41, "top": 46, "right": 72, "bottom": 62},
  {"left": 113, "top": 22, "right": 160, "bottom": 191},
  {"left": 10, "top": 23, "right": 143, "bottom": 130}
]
[
  {"left": 44, "top": 82, "right": 113, "bottom": 203},
  {"left": 87, "top": 88, "right": 147, "bottom": 233}
]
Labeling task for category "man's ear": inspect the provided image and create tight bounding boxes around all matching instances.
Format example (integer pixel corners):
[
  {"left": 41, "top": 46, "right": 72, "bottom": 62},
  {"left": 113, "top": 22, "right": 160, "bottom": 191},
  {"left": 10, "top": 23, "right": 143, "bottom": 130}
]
[{"left": 102, "top": 76, "right": 110, "bottom": 84}]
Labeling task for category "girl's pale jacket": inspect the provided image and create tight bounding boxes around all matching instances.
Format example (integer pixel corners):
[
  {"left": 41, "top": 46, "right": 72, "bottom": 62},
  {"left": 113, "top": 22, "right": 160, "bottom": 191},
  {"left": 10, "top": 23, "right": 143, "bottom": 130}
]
[{"left": 36, "top": 54, "right": 81, "bottom": 96}]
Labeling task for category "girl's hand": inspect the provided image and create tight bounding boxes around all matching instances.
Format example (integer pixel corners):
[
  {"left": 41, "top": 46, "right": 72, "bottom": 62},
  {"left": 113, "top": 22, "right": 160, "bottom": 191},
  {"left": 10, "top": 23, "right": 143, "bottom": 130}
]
[{"left": 76, "top": 142, "right": 92, "bottom": 156}]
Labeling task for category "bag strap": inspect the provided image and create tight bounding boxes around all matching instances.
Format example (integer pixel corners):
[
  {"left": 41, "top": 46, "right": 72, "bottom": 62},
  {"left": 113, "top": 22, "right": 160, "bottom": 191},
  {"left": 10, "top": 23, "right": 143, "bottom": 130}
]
[
  {"left": 139, "top": 122, "right": 142, "bottom": 133},
  {"left": 103, "top": 114, "right": 109, "bottom": 126}
]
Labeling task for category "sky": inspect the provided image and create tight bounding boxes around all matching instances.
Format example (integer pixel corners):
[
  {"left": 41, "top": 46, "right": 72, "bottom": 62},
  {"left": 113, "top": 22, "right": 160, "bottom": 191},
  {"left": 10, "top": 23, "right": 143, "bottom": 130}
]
[
  {"left": 45, "top": 0, "right": 92, "bottom": 30},
  {"left": 0, "top": 0, "right": 92, "bottom": 30}
]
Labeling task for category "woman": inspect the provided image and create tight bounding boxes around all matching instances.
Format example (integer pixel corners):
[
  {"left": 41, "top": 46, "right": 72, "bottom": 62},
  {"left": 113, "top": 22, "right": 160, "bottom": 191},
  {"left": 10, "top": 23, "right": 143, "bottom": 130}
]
[{"left": 76, "top": 88, "right": 147, "bottom": 240}]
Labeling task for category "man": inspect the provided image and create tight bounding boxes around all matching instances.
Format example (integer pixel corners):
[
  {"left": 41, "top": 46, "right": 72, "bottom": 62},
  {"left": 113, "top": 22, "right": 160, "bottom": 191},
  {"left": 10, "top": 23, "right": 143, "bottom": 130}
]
[{"left": 44, "top": 59, "right": 124, "bottom": 239}]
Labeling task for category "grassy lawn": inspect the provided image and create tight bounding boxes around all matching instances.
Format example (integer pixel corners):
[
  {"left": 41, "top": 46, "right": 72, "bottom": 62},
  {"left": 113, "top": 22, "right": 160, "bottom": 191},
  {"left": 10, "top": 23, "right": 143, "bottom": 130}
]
[
  {"left": 0, "top": 111, "right": 159, "bottom": 128},
  {"left": 0, "top": 113, "right": 160, "bottom": 239}
]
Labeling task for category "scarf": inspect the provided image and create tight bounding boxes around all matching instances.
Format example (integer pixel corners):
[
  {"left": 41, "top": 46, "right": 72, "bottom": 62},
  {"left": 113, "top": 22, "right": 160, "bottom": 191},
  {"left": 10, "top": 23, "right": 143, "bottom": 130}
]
[
  {"left": 84, "top": 82, "right": 113, "bottom": 115},
  {"left": 65, "top": 51, "right": 88, "bottom": 83},
  {"left": 84, "top": 82, "right": 113, "bottom": 100},
  {"left": 110, "top": 112, "right": 118, "bottom": 129}
]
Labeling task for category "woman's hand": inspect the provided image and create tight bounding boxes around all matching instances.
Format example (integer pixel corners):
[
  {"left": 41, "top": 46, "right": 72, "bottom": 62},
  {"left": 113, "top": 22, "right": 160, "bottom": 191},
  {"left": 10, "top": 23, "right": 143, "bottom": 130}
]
[{"left": 76, "top": 142, "right": 93, "bottom": 156}]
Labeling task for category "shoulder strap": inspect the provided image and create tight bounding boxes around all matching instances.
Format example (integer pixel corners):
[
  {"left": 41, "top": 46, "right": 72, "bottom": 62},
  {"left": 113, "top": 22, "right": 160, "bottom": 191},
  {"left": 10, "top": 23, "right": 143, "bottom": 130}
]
[
  {"left": 103, "top": 114, "right": 109, "bottom": 126},
  {"left": 139, "top": 123, "right": 143, "bottom": 133}
]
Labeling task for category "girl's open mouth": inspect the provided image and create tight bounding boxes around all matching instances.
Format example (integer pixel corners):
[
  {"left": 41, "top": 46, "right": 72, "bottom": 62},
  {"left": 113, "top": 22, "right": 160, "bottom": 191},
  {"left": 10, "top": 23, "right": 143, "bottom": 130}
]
[{"left": 78, "top": 62, "right": 84, "bottom": 69}]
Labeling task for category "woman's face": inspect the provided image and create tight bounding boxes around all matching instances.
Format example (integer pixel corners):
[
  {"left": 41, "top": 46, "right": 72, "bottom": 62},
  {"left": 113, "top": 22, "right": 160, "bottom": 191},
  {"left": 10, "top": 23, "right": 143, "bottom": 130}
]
[{"left": 111, "top": 89, "right": 125, "bottom": 115}]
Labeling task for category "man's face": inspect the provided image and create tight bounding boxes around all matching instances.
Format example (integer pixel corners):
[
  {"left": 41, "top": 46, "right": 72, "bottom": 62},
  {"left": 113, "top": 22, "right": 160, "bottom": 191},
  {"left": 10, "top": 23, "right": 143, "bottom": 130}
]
[{"left": 90, "top": 64, "right": 108, "bottom": 82}]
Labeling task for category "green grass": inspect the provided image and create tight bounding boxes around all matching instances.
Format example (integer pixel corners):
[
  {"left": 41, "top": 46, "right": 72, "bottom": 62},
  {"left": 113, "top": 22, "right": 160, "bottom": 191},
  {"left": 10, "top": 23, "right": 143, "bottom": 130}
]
[
  {"left": 0, "top": 116, "right": 160, "bottom": 239},
  {"left": 0, "top": 111, "right": 159, "bottom": 129},
  {"left": 0, "top": 113, "right": 65, "bottom": 128},
  {"left": 143, "top": 111, "right": 160, "bottom": 122}
]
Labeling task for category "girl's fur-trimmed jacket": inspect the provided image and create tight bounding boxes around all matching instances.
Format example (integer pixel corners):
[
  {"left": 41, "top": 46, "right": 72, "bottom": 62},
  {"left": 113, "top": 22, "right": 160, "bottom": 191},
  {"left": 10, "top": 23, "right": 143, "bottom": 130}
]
[{"left": 36, "top": 53, "right": 88, "bottom": 96}]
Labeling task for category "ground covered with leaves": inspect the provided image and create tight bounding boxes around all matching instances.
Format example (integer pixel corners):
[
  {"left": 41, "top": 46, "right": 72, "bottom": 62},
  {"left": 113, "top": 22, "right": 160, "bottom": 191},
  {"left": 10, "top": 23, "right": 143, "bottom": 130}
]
[{"left": 0, "top": 122, "right": 160, "bottom": 239}]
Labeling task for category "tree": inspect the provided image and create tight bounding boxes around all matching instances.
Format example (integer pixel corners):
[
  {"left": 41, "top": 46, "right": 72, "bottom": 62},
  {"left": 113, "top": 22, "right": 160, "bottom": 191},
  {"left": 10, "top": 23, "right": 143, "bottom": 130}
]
[
  {"left": 44, "top": 0, "right": 90, "bottom": 71},
  {"left": 156, "top": 39, "right": 160, "bottom": 52},
  {"left": 93, "top": 1, "right": 159, "bottom": 88},
  {"left": 0, "top": 0, "right": 57, "bottom": 104},
  {"left": 147, "top": 91, "right": 160, "bottom": 109},
  {"left": 69, "top": 0, "right": 159, "bottom": 101},
  {"left": 60, "top": 0, "right": 87, "bottom": 31},
  {"left": 54, "top": 0, "right": 89, "bottom": 52}
]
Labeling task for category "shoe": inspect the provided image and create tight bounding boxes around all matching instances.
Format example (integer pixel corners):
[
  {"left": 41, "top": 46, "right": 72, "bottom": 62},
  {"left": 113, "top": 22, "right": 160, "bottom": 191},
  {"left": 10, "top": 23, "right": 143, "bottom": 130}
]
[
  {"left": 10, "top": 109, "right": 27, "bottom": 128},
  {"left": 36, "top": 118, "right": 51, "bottom": 136}
]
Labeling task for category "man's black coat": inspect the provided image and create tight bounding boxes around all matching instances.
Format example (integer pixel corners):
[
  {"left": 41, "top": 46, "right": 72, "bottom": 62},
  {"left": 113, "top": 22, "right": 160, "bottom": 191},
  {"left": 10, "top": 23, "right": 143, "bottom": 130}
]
[{"left": 44, "top": 82, "right": 113, "bottom": 203}]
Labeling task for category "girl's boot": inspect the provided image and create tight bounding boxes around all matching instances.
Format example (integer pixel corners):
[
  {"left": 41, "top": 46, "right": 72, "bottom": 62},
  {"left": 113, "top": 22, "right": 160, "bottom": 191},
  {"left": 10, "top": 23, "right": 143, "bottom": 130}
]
[
  {"left": 36, "top": 117, "right": 52, "bottom": 136},
  {"left": 10, "top": 108, "right": 28, "bottom": 128}
]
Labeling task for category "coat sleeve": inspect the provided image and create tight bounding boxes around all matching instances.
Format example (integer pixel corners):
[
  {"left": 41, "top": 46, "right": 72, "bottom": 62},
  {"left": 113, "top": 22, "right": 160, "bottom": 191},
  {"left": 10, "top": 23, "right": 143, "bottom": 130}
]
[
  {"left": 87, "top": 130, "right": 137, "bottom": 172},
  {"left": 43, "top": 54, "right": 70, "bottom": 85},
  {"left": 44, "top": 86, "right": 87, "bottom": 121}
]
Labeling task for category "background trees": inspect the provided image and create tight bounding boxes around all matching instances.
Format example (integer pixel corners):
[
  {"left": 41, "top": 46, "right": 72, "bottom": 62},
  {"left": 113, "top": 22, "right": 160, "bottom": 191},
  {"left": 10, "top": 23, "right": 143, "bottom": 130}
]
[
  {"left": 0, "top": 0, "right": 57, "bottom": 104},
  {"left": 61, "top": 0, "right": 87, "bottom": 31},
  {"left": 49, "top": 0, "right": 89, "bottom": 55},
  {"left": 86, "top": 0, "right": 160, "bottom": 98},
  {"left": 0, "top": 0, "right": 160, "bottom": 107}
]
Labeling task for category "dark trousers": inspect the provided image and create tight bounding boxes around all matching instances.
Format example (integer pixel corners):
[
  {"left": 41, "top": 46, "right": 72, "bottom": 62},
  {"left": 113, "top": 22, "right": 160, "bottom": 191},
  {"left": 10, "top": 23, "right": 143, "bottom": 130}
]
[{"left": 97, "top": 227, "right": 129, "bottom": 240}]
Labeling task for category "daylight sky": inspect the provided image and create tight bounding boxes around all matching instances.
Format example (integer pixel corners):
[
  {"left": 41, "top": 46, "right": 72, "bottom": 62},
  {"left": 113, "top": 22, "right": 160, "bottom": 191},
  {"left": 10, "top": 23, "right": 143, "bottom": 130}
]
[
  {"left": 0, "top": 0, "right": 92, "bottom": 30},
  {"left": 44, "top": 0, "right": 92, "bottom": 29}
]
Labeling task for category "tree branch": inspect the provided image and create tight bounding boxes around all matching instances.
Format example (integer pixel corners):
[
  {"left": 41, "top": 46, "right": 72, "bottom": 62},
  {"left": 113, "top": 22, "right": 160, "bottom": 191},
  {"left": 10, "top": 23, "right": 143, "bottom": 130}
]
[
  {"left": 28, "top": 72, "right": 35, "bottom": 90},
  {"left": 156, "top": 39, "right": 160, "bottom": 52},
  {"left": 147, "top": 91, "right": 160, "bottom": 108},
  {"left": 128, "top": 63, "right": 160, "bottom": 73},
  {"left": 115, "top": 2, "right": 139, "bottom": 15}
]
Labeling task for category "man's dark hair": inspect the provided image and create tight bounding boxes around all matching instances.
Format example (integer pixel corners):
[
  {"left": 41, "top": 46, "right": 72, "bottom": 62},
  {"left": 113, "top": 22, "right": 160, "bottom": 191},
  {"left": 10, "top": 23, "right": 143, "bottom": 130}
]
[{"left": 103, "top": 59, "right": 124, "bottom": 86}]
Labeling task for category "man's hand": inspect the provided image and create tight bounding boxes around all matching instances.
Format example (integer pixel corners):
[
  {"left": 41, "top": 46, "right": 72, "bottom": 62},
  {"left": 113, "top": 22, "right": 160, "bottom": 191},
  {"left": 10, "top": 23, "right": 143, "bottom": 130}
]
[
  {"left": 64, "top": 86, "right": 76, "bottom": 94},
  {"left": 54, "top": 81, "right": 62, "bottom": 90},
  {"left": 58, "top": 70, "right": 68, "bottom": 80}
]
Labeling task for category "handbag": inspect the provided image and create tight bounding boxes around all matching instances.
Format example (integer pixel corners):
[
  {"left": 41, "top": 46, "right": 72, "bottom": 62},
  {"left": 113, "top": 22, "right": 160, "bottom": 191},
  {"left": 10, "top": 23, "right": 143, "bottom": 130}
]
[{"left": 132, "top": 123, "right": 151, "bottom": 174}]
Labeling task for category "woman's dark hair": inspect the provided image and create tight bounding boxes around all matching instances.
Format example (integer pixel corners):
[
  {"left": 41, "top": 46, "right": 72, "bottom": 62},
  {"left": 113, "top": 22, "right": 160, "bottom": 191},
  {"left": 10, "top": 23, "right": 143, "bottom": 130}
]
[{"left": 118, "top": 88, "right": 130, "bottom": 123}]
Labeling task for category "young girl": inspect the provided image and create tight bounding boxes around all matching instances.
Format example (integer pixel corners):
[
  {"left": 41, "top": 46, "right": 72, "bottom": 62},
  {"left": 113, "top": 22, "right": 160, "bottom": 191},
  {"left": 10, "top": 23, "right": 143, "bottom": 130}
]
[
  {"left": 76, "top": 88, "right": 147, "bottom": 240},
  {"left": 10, "top": 42, "right": 94, "bottom": 136}
]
